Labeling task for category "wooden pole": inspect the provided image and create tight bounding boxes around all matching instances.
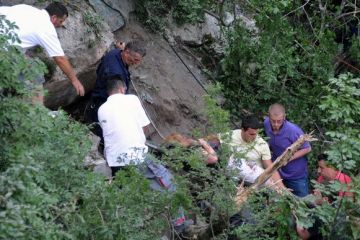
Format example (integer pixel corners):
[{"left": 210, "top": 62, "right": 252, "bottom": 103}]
[{"left": 235, "top": 133, "right": 317, "bottom": 208}]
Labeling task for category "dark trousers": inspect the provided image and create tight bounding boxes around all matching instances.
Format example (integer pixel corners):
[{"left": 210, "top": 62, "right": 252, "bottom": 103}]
[
  {"left": 84, "top": 96, "right": 106, "bottom": 139},
  {"left": 283, "top": 177, "right": 309, "bottom": 197}
]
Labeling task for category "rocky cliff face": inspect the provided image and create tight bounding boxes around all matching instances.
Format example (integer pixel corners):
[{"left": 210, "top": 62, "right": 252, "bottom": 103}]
[
  {"left": 1, "top": 0, "right": 247, "bottom": 186},
  {"left": 0, "top": 0, "right": 229, "bottom": 143},
  {"left": 1, "top": 0, "right": 115, "bottom": 108}
]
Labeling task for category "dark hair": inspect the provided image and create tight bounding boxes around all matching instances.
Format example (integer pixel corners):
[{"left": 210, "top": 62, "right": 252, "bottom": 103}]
[
  {"left": 317, "top": 154, "right": 328, "bottom": 161},
  {"left": 124, "top": 41, "right": 146, "bottom": 57},
  {"left": 106, "top": 75, "right": 126, "bottom": 94},
  {"left": 241, "top": 115, "right": 263, "bottom": 130},
  {"left": 45, "top": 3, "right": 68, "bottom": 18}
]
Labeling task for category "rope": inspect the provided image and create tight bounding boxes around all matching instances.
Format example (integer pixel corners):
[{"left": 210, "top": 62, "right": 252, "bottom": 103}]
[
  {"left": 163, "top": 36, "right": 241, "bottom": 129},
  {"left": 130, "top": 79, "right": 166, "bottom": 140},
  {"left": 164, "top": 36, "right": 209, "bottom": 94},
  {"left": 130, "top": 38, "right": 208, "bottom": 141}
]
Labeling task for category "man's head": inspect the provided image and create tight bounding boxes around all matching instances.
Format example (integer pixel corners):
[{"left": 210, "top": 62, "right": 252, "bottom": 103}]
[
  {"left": 268, "top": 103, "right": 286, "bottom": 133},
  {"left": 317, "top": 154, "right": 337, "bottom": 181},
  {"left": 106, "top": 75, "right": 127, "bottom": 95},
  {"left": 122, "top": 41, "right": 146, "bottom": 66},
  {"left": 241, "top": 115, "right": 263, "bottom": 142},
  {"left": 45, "top": 3, "right": 68, "bottom": 27}
]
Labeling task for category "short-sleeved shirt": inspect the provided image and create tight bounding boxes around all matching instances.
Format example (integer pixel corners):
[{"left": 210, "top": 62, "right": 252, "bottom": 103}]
[
  {"left": 98, "top": 94, "right": 150, "bottom": 167},
  {"left": 227, "top": 129, "right": 271, "bottom": 168},
  {"left": 0, "top": 4, "right": 64, "bottom": 57},
  {"left": 92, "top": 49, "right": 130, "bottom": 100},
  {"left": 317, "top": 171, "right": 352, "bottom": 197},
  {"left": 223, "top": 130, "right": 271, "bottom": 182},
  {"left": 264, "top": 117, "right": 311, "bottom": 180}
]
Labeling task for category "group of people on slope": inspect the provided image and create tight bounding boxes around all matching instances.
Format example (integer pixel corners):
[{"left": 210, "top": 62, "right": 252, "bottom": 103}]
[{"left": 2, "top": 3, "right": 354, "bottom": 237}]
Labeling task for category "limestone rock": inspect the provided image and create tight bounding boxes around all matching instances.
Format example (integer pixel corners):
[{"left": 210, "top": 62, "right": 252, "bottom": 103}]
[
  {"left": 89, "top": 0, "right": 122, "bottom": 32},
  {"left": 84, "top": 133, "right": 112, "bottom": 179},
  {"left": 88, "top": 0, "right": 135, "bottom": 32},
  {"left": 43, "top": 5, "right": 113, "bottom": 109},
  {"left": 169, "top": 13, "right": 221, "bottom": 47},
  {"left": 168, "top": 9, "right": 257, "bottom": 56},
  {"left": 0, "top": 0, "right": 114, "bottom": 109},
  {"left": 103, "top": 0, "right": 135, "bottom": 27},
  {"left": 234, "top": 4, "right": 257, "bottom": 33},
  {"left": 0, "top": 0, "right": 37, "bottom": 5}
]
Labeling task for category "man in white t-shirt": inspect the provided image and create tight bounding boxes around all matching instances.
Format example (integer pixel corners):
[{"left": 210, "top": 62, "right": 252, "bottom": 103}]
[
  {"left": 98, "top": 77, "right": 193, "bottom": 231},
  {"left": 225, "top": 115, "right": 284, "bottom": 188},
  {"left": 0, "top": 3, "right": 85, "bottom": 102},
  {"left": 97, "top": 76, "right": 150, "bottom": 176}
]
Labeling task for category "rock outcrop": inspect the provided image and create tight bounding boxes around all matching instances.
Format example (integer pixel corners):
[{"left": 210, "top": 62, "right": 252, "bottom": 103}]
[
  {"left": 167, "top": 13, "right": 223, "bottom": 47},
  {"left": 84, "top": 133, "right": 112, "bottom": 178},
  {"left": 44, "top": 6, "right": 113, "bottom": 109},
  {"left": 88, "top": 0, "right": 135, "bottom": 32},
  {"left": 0, "top": 0, "right": 114, "bottom": 109},
  {"left": 0, "top": 0, "right": 224, "bottom": 143},
  {"left": 167, "top": 8, "right": 257, "bottom": 56}
]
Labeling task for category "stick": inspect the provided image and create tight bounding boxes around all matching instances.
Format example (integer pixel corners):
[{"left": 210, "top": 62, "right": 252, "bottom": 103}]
[{"left": 235, "top": 133, "right": 317, "bottom": 208}]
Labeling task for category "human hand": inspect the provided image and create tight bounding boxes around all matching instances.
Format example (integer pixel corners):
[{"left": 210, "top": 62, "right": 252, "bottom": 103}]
[
  {"left": 313, "top": 190, "right": 327, "bottom": 205},
  {"left": 72, "top": 79, "right": 85, "bottom": 96},
  {"left": 115, "top": 41, "right": 126, "bottom": 50},
  {"left": 198, "top": 138, "right": 207, "bottom": 146}
]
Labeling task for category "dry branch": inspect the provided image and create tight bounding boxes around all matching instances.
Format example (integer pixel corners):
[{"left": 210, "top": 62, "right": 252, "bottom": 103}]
[{"left": 235, "top": 133, "right": 317, "bottom": 208}]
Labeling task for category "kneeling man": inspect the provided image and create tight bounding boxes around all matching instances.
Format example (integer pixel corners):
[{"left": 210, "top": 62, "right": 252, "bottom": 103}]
[
  {"left": 98, "top": 76, "right": 191, "bottom": 231},
  {"left": 98, "top": 75, "right": 149, "bottom": 176}
]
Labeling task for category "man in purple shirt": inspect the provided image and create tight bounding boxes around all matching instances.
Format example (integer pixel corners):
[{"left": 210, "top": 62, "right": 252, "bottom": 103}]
[{"left": 264, "top": 103, "right": 311, "bottom": 197}]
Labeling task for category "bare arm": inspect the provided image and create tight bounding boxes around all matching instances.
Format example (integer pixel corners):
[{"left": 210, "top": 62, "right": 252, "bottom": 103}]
[
  {"left": 53, "top": 56, "right": 85, "bottom": 96},
  {"left": 198, "top": 138, "right": 218, "bottom": 165},
  {"left": 290, "top": 146, "right": 311, "bottom": 161},
  {"left": 263, "top": 159, "right": 285, "bottom": 188},
  {"left": 143, "top": 125, "right": 150, "bottom": 139}
]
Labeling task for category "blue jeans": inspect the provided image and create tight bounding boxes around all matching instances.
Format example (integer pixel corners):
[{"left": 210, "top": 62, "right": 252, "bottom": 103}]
[{"left": 283, "top": 177, "right": 309, "bottom": 197}]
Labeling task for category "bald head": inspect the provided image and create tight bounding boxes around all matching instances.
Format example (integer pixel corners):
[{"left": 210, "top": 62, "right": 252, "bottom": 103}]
[
  {"left": 268, "top": 103, "right": 286, "bottom": 133},
  {"left": 269, "top": 103, "right": 286, "bottom": 118}
]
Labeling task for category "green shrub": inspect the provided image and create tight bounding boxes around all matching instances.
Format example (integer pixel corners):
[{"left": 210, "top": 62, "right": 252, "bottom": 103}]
[
  {"left": 319, "top": 73, "right": 360, "bottom": 172},
  {"left": 135, "top": 0, "right": 208, "bottom": 32}
]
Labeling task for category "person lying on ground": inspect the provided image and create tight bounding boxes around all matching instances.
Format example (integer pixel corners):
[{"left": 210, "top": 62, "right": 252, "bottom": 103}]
[{"left": 163, "top": 133, "right": 219, "bottom": 166}]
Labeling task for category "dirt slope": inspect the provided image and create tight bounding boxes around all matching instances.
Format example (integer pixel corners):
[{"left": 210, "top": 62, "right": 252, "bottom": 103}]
[{"left": 115, "top": 19, "right": 212, "bottom": 143}]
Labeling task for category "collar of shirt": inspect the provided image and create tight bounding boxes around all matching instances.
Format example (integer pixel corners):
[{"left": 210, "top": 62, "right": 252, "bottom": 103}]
[{"left": 107, "top": 93, "right": 125, "bottom": 103}]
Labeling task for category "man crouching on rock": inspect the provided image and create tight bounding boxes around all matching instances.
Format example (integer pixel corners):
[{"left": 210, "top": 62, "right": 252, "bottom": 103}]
[
  {"left": 97, "top": 75, "right": 150, "bottom": 176},
  {"left": 98, "top": 76, "right": 192, "bottom": 233}
]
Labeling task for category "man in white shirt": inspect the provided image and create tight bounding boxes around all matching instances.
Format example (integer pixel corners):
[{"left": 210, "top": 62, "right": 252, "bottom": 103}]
[
  {"left": 225, "top": 115, "right": 284, "bottom": 188},
  {"left": 98, "top": 76, "right": 150, "bottom": 176},
  {"left": 0, "top": 3, "right": 85, "bottom": 102},
  {"left": 98, "top": 77, "right": 193, "bottom": 231}
]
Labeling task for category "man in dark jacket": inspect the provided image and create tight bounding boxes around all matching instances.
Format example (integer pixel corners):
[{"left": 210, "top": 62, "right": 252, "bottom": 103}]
[{"left": 85, "top": 41, "right": 146, "bottom": 138}]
